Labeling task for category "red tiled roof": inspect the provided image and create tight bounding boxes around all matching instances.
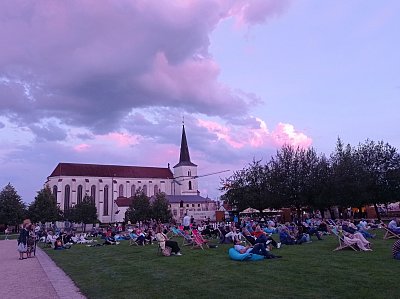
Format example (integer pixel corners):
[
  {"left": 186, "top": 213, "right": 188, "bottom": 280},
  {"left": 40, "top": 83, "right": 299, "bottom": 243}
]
[
  {"left": 49, "top": 163, "right": 173, "bottom": 179},
  {"left": 115, "top": 197, "right": 133, "bottom": 207}
]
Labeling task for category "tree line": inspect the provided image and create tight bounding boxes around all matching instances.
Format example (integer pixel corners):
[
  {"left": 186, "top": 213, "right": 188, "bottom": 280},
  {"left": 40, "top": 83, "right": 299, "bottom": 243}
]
[
  {"left": 220, "top": 138, "right": 400, "bottom": 220},
  {"left": 0, "top": 184, "right": 97, "bottom": 231}
]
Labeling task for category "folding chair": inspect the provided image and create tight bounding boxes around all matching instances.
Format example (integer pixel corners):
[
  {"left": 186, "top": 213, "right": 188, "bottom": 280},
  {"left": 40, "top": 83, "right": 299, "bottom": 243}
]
[
  {"left": 381, "top": 224, "right": 400, "bottom": 240},
  {"left": 192, "top": 230, "right": 209, "bottom": 250},
  {"left": 331, "top": 228, "right": 358, "bottom": 252}
]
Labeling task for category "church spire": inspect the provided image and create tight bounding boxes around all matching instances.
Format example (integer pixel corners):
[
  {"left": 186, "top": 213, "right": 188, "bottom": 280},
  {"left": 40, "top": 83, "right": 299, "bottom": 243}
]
[{"left": 174, "top": 124, "right": 197, "bottom": 168}]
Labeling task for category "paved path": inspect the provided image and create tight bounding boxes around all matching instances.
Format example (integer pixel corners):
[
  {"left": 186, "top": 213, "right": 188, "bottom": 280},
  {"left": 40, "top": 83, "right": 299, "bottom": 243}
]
[{"left": 0, "top": 240, "right": 86, "bottom": 299}]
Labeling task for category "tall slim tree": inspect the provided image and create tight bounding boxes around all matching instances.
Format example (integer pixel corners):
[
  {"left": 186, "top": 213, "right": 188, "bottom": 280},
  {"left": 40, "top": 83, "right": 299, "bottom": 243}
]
[
  {"left": 70, "top": 194, "right": 98, "bottom": 232},
  {"left": 28, "top": 185, "right": 61, "bottom": 223},
  {"left": 0, "top": 183, "right": 26, "bottom": 227},
  {"left": 125, "top": 189, "right": 151, "bottom": 223},
  {"left": 151, "top": 192, "right": 172, "bottom": 223}
]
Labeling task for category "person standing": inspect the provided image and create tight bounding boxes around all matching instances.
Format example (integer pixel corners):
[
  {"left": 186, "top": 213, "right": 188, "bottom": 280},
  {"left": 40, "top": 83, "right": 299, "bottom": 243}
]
[
  {"left": 17, "top": 221, "right": 29, "bottom": 260},
  {"left": 182, "top": 213, "right": 191, "bottom": 231}
]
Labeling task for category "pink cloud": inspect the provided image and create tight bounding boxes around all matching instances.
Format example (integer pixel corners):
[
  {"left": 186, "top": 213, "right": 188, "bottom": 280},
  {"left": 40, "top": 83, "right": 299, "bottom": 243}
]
[
  {"left": 74, "top": 143, "right": 90, "bottom": 152},
  {"left": 271, "top": 123, "right": 312, "bottom": 148},
  {"left": 99, "top": 132, "right": 141, "bottom": 147},
  {"left": 197, "top": 117, "right": 312, "bottom": 150},
  {"left": 197, "top": 119, "right": 244, "bottom": 149}
]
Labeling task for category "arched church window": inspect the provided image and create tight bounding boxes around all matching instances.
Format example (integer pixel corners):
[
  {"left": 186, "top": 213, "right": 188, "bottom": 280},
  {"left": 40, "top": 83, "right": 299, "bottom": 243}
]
[
  {"left": 91, "top": 185, "right": 96, "bottom": 204},
  {"left": 64, "top": 185, "right": 70, "bottom": 211},
  {"left": 131, "top": 185, "right": 136, "bottom": 197},
  {"left": 53, "top": 185, "right": 58, "bottom": 201},
  {"left": 154, "top": 185, "right": 159, "bottom": 195},
  {"left": 189, "top": 181, "right": 192, "bottom": 190},
  {"left": 119, "top": 184, "right": 124, "bottom": 197},
  {"left": 143, "top": 185, "right": 147, "bottom": 196},
  {"left": 104, "top": 185, "right": 109, "bottom": 216},
  {"left": 77, "top": 185, "right": 83, "bottom": 204}
]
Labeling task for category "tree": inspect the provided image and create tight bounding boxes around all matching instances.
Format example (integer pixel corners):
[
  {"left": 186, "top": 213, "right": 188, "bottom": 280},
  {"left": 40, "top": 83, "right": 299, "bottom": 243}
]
[
  {"left": 28, "top": 185, "right": 61, "bottom": 223},
  {"left": 70, "top": 194, "right": 98, "bottom": 232},
  {"left": 330, "top": 138, "right": 370, "bottom": 217},
  {"left": 125, "top": 189, "right": 151, "bottom": 223},
  {"left": 151, "top": 192, "right": 172, "bottom": 223},
  {"left": 355, "top": 139, "right": 400, "bottom": 220},
  {"left": 268, "top": 145, "right": 318, "bottom": 216},
  {"left": 0, "top": 183, "right": 26, "bottom": 227}
]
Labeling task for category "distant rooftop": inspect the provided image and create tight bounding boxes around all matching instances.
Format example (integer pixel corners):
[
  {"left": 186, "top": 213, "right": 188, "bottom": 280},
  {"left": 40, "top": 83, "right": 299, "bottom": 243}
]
[{"left": 49, "top": 163, "right": 173, "bottom": 179}]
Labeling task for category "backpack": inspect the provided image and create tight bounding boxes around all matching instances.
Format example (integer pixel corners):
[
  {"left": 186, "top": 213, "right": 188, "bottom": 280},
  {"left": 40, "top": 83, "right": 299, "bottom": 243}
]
[{"left": 162, "top": 246, "right": 172, "bottom": 257}]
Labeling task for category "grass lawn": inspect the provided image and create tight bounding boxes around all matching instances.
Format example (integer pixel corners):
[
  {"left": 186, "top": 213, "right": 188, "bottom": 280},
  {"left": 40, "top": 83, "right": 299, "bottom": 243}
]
[{"left": 44, "top": 230, "right": 399, "bottom": 299}]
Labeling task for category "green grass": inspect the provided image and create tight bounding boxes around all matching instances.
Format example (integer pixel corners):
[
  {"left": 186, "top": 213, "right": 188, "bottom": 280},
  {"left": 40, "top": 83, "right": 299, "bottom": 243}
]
[
  {"left": 2, "top": 233, "right": 18, "bottom": 240},
  {"left": 44, "top": 231, "right": 399, "bottom": 299}
]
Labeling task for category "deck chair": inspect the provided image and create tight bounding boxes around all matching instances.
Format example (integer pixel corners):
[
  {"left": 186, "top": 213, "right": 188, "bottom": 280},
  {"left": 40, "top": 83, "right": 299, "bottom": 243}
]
[
  {"left": 192, "top": 230, "right": 209, "bottom": 250},
  {"left": 381, "top": 224, "right": 400, "bottom": 240},
  {"left": 171, "top": 227, "right": 193, "bottom": 246},
  {"left": 169, "top": 227, "right": 184, "bottom": 238},
  {"left": 191, "top": 230, "right": 206, "bottom": 250},
  {"left": 331, "top": 228, "right": 358, "bottom": 252}
]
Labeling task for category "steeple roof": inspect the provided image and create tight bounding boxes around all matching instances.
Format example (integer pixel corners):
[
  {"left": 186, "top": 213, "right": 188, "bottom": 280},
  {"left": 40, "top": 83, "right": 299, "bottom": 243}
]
[{"left": 174, "top": 125, "right": 197, "bottom": 168}]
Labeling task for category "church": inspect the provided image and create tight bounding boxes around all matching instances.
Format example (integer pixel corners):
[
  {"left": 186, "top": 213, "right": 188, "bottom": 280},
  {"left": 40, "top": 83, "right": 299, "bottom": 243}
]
[{"left": 46, "top": 125, "right": 216, "bottom": 223}]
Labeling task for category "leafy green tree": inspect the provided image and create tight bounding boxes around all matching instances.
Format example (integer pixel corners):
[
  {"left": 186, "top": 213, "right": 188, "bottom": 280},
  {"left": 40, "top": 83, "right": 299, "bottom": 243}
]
[
  {"left": 151, "top": 192, "right": 172, "bottom": 223},
  {"left": 220, "top": 159, "right": 273, "bottom": 212},
  {"left": 28, "top": 185, "right": 61, "bottom": 223},
  {"left": 125, "top": 189, "right": 151, "bottom": 223},
  {"left": 268, "top": 145, "right": 318, "bottom": 216},
  {"left": 330, "top": 138, "right": 370, "bottom": 217},
  {"left": 309, "top": 154, "right": 335, "bottom": 214},
  {"left": 220, "top": 168, "right": 248, "bottom": 211},
  {"left": 0, "top": 183, "right": 26, "bottom": 227},
  {"left": 70, "top": 194, "right": 98, "bottom": 232},
  {"left": 355, "top": 139, "right": 400, "bottom": 220}
]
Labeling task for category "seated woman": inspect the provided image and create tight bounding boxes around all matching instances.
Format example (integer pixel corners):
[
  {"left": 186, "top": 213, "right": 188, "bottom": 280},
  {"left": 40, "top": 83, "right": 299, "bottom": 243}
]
[
  {"left": 279, "top": 227, "right": 296, "bottom": 245},
  {"left": 342, "top": 231, "right": 372, "bottom": 251},
  {"left": 233, "top": 239, "right": 281, "bottom": 259},
  {"left": 155, "top": 226, "right": 182, "bottom": 256}
]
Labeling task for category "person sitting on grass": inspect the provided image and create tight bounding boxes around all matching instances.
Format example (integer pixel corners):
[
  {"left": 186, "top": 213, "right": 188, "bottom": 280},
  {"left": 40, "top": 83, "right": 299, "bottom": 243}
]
[
  {"left": 155, "top": 226, "right": 182, "bottom": 256},
  {"left": 233, "top": 239, "right": 282, "bottom": 259},
  {"left": 245, "top": 227, "right": 281, "bottom": 249},
  {"left": 279, "top": 227, "right": 297, "bottom": 245},
  {"left": 54, "top": 237, "right": 71, "bottom": 250},
  {"left": 300, "top": 221, "right": 323, "bottom": 240},
  {"left": 392, "top": 239, "right": 400, "bottom": 260}
]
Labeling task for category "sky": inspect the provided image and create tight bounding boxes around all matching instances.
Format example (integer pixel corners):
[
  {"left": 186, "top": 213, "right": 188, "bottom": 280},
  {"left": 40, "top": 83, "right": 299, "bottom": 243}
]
[{"left": 0, "top": 0, "right": 399, "bottom": 203}]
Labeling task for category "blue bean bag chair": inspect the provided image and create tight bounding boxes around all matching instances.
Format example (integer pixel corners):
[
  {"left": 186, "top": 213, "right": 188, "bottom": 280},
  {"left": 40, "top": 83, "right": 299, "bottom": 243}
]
[{"left": 228, "top": 248, "right": 264, "bottom": 261}]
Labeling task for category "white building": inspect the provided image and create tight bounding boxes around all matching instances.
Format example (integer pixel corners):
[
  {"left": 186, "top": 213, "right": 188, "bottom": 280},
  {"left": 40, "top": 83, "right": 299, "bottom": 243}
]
[{"left": 46, "top": 125, "right": 215, "bottom": 223}]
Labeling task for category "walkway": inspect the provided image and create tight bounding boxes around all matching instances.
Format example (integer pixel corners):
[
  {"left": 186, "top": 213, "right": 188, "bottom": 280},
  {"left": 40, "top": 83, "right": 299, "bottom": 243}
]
[{"left": 0, "top": 239, "right": 85, "bottom": 299}]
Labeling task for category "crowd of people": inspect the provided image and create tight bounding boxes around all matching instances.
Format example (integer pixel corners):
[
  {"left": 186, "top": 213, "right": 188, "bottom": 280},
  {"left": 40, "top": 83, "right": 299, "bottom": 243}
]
[{"left": 13, "top": 215, "right": 400, "bottom": 261}]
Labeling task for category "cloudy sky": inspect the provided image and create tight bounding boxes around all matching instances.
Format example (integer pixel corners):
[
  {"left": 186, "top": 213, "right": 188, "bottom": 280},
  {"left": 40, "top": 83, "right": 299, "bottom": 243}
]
[{"left": 1, "top": 0, "right": 399, "bottom": 203}]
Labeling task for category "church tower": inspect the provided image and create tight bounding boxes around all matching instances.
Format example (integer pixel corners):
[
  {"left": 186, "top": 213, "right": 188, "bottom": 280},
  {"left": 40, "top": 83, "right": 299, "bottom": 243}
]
[{"left": 173, "top": 125, "right": 198, "bottom": 195}]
